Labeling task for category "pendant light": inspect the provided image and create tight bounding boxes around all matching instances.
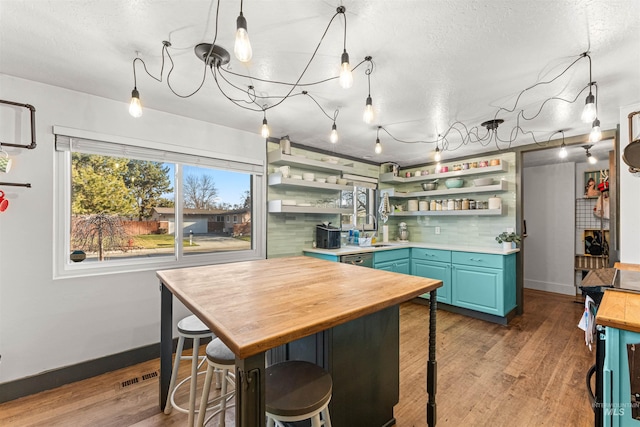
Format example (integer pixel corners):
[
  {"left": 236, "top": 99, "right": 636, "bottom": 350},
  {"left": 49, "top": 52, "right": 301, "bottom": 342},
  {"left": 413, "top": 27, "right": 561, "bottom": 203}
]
[
  {"left": 337, "top": 7, "right": 352, "bottom": 89},
  {"left": 589, "top": 118, "right": 602, "bottom": 143},
  {"left": 434, "top": 135, "right": 442, "bottom": 161},
  {"left": 129, "top": 88, "right": 142, "bottom": 118},
  {"left": 362, "top": 57, "right": 374, "bottom": 123},
  {"left": 582, "top": 92, "right": 597, "bottom": 123},
  {"left": 374, "top": 126, "right": 382, "bottom": 154},
  {"left": 234, "top": 0, "right": 252, "bottom": 62},
  {"left": 260, "top": 112, "right": 270, "bottom": 138},
  {"left": 558, "top": 130, "right": 568, "bottom": 159},
  {"left": 584, "top": 145, "right": 597, "bottom": 164},
  {"left": 330, "top": 122, "right": 338, "bottom": 143}
]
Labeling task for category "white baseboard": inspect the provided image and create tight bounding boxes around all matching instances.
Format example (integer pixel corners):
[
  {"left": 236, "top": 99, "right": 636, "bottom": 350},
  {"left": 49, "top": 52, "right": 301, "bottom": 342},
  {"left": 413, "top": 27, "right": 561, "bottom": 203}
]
[{"left": 524, "top": 278, "right": 576, "bottom": 296}]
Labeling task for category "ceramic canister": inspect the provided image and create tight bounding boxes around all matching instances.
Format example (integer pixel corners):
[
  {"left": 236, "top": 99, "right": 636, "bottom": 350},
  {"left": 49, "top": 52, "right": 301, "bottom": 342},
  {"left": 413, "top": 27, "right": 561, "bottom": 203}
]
[
  {"left": 419, "top": 200, "right": 429, "bottom": 211},
  {"left": 488, "top": 196, "right": 502, "bottom": 210},
  {"left": 408, "top": 199, "right": 419, "bottom": 211}
]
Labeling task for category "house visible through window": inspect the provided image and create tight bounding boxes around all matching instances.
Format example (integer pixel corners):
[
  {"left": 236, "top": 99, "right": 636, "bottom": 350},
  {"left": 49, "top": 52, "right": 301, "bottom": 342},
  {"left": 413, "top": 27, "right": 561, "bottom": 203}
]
[{"left": 54, "top": 131, "right": 264, "bottom": 277}]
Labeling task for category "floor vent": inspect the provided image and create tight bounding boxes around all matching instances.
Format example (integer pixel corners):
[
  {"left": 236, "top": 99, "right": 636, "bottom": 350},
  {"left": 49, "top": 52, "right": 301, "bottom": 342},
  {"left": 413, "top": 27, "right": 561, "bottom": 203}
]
[
  {"left": 142, "top": 371, "right": 158, "bottom": 381},
  {"left": 116, "top": 371, "right": 158, "bottom": 391}
]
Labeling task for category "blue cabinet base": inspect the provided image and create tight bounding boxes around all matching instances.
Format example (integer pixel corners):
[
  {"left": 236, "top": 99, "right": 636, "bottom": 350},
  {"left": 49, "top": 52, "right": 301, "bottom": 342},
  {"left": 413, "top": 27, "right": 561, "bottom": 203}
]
[{"left": 413, "top": 297, "right": 516, "bottom": 325}]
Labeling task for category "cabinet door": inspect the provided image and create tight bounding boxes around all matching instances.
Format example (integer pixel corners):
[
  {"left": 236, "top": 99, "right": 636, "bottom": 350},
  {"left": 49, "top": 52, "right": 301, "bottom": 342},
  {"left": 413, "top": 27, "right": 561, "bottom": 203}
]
[
  {"left": 375, "top": 259, "right": 410, "bottom": 275},
  {"left": 452, "top": 264, "right": 503, "bottom": 316},
  {"left": 412, "top": 260, "right": 451, "bottom": 304}
]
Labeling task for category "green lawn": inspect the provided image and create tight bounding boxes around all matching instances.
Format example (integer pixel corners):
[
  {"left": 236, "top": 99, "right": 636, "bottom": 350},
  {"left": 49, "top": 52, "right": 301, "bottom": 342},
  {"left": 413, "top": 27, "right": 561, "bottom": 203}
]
[{"left": 134, "top": 234, "right": 194, "bottom": 248}]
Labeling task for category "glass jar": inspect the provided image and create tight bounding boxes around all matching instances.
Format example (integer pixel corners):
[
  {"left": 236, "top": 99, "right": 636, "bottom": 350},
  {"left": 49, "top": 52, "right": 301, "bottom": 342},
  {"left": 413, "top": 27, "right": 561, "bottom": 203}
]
[
  {"left": 454, "top": 199, "right": 461, "bottom": 210},
  {"left": 447, "top": 199, "right": 455, "bottom": 210},
  {"left": 462, "top": 198, "right": 469, "bottom": 210},
  {"left": 430, "top": 199, "right": 437, "bottom": 211},
  {"left": 435, "top": 199, "right": 442, "bottom": 211}
]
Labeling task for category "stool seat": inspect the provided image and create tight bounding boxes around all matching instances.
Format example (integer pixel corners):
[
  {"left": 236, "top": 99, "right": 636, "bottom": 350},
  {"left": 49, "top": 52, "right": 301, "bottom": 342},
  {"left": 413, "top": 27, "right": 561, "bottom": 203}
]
[
  {"left": 206, "top": 338, "right": 235, "bottom": 365},
  {"left": 266, "top": 361, "right": 332, "bottom": 418},
  {"left": 178, "top": 314, "right": 211, "bottom": 335}
]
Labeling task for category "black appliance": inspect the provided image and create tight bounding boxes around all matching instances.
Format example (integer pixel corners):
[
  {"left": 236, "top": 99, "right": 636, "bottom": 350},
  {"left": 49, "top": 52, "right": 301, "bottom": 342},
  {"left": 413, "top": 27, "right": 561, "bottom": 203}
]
[{"left": 316, "top": 223, "right": 341, "bottom": 249}]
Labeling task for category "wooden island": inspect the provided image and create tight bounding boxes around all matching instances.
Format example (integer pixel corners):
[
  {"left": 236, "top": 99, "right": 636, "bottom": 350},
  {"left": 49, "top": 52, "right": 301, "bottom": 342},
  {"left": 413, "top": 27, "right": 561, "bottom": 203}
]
[{"left": 157, "top": 256, "right": 442, "bottom": 427}]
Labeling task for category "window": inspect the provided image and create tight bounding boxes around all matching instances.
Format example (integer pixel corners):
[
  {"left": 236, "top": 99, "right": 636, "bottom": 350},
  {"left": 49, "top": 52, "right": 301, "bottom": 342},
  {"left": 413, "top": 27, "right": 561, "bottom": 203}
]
[
  {"left": 54, "top": 129, "right": 265, "bottom": 278},
  {"left": 233, "top": 215, "right": 238, "bottom": 223}
]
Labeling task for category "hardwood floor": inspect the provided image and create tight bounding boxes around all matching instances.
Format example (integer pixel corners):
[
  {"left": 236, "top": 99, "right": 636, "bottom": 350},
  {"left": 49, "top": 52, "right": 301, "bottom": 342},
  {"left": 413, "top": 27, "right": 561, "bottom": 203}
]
[{"left": 0, "top": 289, "right": 594, "bottom": 426}]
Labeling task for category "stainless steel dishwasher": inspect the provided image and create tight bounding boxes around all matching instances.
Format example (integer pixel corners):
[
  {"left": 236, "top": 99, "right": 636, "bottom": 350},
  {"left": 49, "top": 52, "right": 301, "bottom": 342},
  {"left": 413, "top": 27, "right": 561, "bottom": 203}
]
[{"left": 340, "top": 252, "right": 373, "bottom": 268}]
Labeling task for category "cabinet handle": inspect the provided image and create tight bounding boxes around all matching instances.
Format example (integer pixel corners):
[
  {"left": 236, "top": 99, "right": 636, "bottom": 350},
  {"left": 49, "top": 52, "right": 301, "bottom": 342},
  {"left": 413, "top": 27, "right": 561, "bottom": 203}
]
[{"left": 469, "top": 257, "right": 482, "bottom": 262}]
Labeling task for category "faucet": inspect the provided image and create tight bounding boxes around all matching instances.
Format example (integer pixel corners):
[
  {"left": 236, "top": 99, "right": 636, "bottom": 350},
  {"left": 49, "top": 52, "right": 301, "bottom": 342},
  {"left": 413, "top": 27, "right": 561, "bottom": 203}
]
[{"left": 361, "top": 213, "right": 377, "bottom": 234}]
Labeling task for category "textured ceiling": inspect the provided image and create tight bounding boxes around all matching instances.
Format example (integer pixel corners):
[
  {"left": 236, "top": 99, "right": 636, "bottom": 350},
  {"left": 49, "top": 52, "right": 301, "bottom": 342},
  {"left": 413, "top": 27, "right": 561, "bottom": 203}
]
[{"left": 1, "top": 0, "right": 639, "bottom": 166}]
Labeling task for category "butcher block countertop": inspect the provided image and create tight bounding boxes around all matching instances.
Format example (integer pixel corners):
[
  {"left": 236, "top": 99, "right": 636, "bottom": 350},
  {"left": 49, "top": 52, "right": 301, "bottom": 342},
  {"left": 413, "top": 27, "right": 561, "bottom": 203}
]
[
  {"left": 596, "top": 289, "right": 640, "bottom": 333},
  {"left": 157, "top": 256, "right": 441, "bottom": 359}
]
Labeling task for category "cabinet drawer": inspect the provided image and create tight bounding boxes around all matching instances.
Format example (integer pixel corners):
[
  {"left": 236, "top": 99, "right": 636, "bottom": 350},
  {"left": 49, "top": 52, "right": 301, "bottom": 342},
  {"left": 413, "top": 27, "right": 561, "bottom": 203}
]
[
  {"left": 374, "top": 248, "right": 410, "bottom": 264},
  {"left": 412, "top": 248, "right": 451, "bottom": 263},
  {"left": 452, "top": 251, "right": 504, "bottom": 269}
]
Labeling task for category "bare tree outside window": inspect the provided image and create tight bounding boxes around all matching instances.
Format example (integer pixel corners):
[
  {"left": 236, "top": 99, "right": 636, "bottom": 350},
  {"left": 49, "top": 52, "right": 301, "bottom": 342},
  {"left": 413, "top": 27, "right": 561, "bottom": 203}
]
[{"left": 184, "top": 174, "right": 219, "bottom": 209}]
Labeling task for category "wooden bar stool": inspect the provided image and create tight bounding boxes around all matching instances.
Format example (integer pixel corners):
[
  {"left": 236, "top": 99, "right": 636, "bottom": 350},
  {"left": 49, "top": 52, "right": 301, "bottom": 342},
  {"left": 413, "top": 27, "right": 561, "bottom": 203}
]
[
  {"left": 266, "top": 361, "right": 333, "bottom": 427},
  {"left": 196, "top": 337, "right": 236, "bottom": 427},
  {"left": 164, "top": 314, "right": 214, "bottom": 427}
]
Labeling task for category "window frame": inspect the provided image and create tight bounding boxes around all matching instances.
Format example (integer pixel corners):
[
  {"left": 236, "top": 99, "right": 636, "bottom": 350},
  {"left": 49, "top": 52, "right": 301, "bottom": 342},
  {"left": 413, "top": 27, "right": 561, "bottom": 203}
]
[{"left": 53, "top": 127, "right": 266, "bottom": 279}]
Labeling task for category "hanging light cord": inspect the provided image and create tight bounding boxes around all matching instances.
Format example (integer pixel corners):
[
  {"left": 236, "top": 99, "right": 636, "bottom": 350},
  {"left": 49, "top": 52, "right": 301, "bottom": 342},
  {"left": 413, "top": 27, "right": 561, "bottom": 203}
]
[{"left": 302, "top": 91, "right": 339, "bottom": 122}]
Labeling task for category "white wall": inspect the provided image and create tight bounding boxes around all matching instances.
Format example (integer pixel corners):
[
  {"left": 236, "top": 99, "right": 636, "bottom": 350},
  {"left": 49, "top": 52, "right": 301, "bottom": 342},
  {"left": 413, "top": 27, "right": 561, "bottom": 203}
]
[
  {"left": 523, "top": 163, "right": 576, "bottom": 295},
  {"left": 0, "top": 75, "right": 265, "bottom": 383},
  {"left": 620, "top": 102, "right": 640, "bottom": 264}
]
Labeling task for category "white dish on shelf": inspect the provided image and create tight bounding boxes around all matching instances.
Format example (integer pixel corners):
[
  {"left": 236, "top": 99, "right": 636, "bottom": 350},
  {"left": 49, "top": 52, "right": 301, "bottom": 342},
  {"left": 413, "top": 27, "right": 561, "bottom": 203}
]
[
  {"left": 473, "top": 177, "right": 494, "bottom": 186},
  {"left": 297, "top": 203, "right": 312, "bottom": 207},
  {"left": 281, "top": 200, "right": 296, "bottom": 206},
  {"left": 291, "top": 174, "right": 302, "bottom": 180},
  {"left": 337, "top": 178, "right": 348, "bottom": 185},
  {"left": 316, "top": 178, "right": 326, "bottom": 183},
  {"left": 321, "top": 156, "right": 339, "bottom": 164},
  {"left": 326, "top": 175, "right": 338, "bottom": 184},
  {"left": 302, "top": 172, "right": 315, "bottom": 181}
]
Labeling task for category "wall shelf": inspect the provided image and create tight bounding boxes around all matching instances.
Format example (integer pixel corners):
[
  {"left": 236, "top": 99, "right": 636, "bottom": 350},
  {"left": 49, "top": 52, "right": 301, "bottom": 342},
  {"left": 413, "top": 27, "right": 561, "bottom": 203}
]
[
  {"left": 268, "top": 173, "right": 353, "bottom": 192},
  {"left": 379, "top": 161, "right": 509, "bottom": 184},
  {"left": 381, "top": 180, "right": 508, "bottom": 198},
  {"left": 389, "top": 206, "right": 504, "bottom": 217},
  {"left": 268, "top": 150, "right": 358, "bottom": 174},
  {"left": 268, "top": 200, "right": 353, "bottom": 215}
]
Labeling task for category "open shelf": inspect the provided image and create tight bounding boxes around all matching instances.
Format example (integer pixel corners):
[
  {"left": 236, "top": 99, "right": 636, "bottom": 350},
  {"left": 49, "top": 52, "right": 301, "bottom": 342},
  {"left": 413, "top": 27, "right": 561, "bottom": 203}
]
[
  {"left": 268, "top": 150, "right": 358, "bottom": 174},
  {"left": 389, "top": 206, "right": 504, "bottom": 217},
  {"left": 380, "top": 180, "right": 508, "bottom": 198},
  {"left": 379, "top": 161, "right": 509, "bottom": 184},
  {"left": 268, "top": 173, "right": 353, "bottom": 191},
  {"left": 268, "top": 200, "right": 353, "bottom": 214}
]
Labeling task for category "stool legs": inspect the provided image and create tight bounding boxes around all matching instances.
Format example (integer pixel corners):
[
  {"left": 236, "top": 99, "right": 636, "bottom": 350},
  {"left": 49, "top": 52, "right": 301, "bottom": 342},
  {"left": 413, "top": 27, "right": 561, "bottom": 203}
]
[
  {"left": 187, "top": 336, "right": 202, "bottom": 427},
  {"left": 196, "top": 364, "right": 234, "bottom": 427},
  {"left": 163, "top": 335, "right": 186, "bottom": 415}
]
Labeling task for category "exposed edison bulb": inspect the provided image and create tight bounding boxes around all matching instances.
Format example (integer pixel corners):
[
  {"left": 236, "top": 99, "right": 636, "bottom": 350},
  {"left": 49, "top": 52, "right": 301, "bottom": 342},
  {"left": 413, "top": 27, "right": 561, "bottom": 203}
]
[
  {"left": 435, "top": 162, "right": 442, "bottom": 173},
  {"left": 129, "top": 88, "right": 142, "bottom": 118},
  {"left": 234, "top": 13, "right": 252, "bottom": 62},
  {"left": 339, "top": 51, "right": 353, "bottom": 89},
  {"left": 261, "top": 118, "right": 270, "bottom": 139},
  {"left": 374, "top": 138, "right": 382, "bottom": 154},
  {"left": 434, "top": 147, "right": 441, "bottom": 162},
  {"left": 589, "top": 119, "right": 602, "bottom": 143},
  {"left": 330, "top": 123, "right": 338, "bottom": 144},
  {"left": 363, "top": 96, "right": 374, "bottom": 124},
  {"left": 559, "top": 144, "right": 568, "bottom": 159},
  {"left": 588, "top": 152, "right": 598, "bottom": 164},
  {"left": 581, "top": 93, "right": 597, "bottom": 123}
]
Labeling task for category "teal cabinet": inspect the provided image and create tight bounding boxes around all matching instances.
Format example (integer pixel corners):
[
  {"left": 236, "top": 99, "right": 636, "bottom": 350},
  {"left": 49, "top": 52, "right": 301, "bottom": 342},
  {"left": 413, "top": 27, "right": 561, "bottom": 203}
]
[
  {"left": 374, "top": 249, "right": 411, "bottom": 274},
  {"left": 451, "top": 251, "right": 516, "bottom": 317},
  {"left": 603, "top": 326, "right": 640, "bottom": 427},
  {"left": 303, "top": 252, "right": 339, "bottom": 262},
  {"left": 412, "top": 259, "right": 451, "bottom": 304}
]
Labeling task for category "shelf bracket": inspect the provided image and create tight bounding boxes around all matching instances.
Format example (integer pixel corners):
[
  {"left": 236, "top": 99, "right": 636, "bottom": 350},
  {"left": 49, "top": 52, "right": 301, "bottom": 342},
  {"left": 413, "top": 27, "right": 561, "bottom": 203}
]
[{"left": 0, "top": 99, "right": 37, "bottom": 149}]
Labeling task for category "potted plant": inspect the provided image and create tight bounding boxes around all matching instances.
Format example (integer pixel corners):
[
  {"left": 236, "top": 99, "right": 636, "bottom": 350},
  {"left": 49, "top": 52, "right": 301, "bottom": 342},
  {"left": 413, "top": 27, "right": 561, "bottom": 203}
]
[{"left": 495, "top": 232, "right": 521, "bottom": 250}]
